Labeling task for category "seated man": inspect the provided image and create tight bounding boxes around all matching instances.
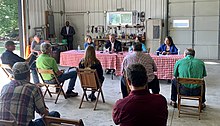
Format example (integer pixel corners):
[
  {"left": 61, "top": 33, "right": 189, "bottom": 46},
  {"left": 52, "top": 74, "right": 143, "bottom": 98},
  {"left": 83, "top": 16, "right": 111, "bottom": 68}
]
[
  {"left": 170, "top": 48, "right": 207, "bottom": 108},
  {"left": 0, "top": 62, "right": 60, "bottom": 126},
  {"left": 1, "top": 41, "right": 39, "bottom": 84},
  {"left": 121, "top": 42, "right": 160, "bottom": 98},
  {"left": 105, "top": 34, "right": 122, "bottom": 52},
  {"left": 113, "top": 63, "right": 168, "bottom": 126},
  {"left": 36, "top": 42, "right": 78, "bottom": 97}
]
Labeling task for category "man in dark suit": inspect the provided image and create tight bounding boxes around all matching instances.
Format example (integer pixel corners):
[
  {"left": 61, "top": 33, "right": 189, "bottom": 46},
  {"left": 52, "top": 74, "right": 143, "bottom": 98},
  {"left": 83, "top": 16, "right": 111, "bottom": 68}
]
[
  {"left": 105, "top": 34, "right": 122, "bottom": 52},
  {"left": 61, "top": 21, "right": 75, "bottom": 50}
]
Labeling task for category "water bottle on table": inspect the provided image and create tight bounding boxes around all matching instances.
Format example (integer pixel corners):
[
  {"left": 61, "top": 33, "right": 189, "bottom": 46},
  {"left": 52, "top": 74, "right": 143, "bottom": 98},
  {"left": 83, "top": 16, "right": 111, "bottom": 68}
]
[{"left": 77, "top": 45, "right": 81, "bottom": 51}]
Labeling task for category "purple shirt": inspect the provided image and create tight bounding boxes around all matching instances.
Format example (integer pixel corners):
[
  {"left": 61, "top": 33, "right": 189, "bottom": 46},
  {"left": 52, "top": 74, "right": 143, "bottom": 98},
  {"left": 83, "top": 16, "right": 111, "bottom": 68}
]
[{"left": 113, "top": 89, "right": 168, "bottom": 126}]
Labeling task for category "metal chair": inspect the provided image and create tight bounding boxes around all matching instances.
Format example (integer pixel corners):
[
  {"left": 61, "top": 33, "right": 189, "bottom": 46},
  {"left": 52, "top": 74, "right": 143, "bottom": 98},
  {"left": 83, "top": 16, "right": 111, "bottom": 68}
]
[
  {"left": 0, "top": 63, "right": 13, "bottom": 80},
  {"left": 77, "top": 68, "right": 105, "bottom": 110},
  {"left": 43, "top": 116, "right": 84, "bottom": 126},
  {"left": 37, "top": 68, "right": 67, "bottom": 104},
  {"left": 177, "top": 77, "right": 205, "bottom": 120}
]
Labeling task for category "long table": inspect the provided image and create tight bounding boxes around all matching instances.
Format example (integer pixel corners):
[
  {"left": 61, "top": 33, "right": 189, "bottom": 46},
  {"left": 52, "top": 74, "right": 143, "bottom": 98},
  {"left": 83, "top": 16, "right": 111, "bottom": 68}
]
[{"left": 60, "top": 50, "right": 184, "bottom": 80}]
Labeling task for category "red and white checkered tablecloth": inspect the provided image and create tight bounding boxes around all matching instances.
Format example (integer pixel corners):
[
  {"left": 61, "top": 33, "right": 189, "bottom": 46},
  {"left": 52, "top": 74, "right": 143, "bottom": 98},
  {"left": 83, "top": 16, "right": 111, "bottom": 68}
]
[
  {"left": 60, "top": 50, "right": 117, "bottom": 69},
  {"left": 60, "top": 50, "right": 183, "bottom": 80}
]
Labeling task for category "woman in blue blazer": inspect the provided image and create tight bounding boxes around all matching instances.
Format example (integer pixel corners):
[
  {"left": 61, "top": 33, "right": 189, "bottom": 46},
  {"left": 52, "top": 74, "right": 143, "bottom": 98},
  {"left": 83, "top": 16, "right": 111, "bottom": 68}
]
[{"left": 157, "top": 36, "right": 178, "bottom": 55}]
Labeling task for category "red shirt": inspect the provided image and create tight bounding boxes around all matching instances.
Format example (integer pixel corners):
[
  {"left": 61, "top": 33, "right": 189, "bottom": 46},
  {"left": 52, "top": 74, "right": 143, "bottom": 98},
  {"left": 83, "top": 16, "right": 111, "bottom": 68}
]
[{"left": 112, "top": 89, "right": 168, "bottom": 126}]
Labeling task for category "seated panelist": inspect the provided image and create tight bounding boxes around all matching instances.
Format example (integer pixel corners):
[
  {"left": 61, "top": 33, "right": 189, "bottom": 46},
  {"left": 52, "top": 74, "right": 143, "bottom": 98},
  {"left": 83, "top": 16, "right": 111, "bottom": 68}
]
[
  {"left": 105, "top": 34, "right": 122, "bottom": 52},
  {"left": 84, "top": 35, "right": 95, "bottom": 49},
  {"left": 157, "top": 36, "right": 178, "bottom": 55}
]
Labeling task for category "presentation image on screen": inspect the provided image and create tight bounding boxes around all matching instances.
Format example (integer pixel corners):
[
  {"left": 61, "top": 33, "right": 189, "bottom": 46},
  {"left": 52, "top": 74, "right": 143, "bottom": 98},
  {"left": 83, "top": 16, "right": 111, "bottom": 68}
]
[
  {"left": 109, "top": 13, "right": 120, "bottom": 25},
  {"left": 121, "top": 13, "right": 132, "bottom": 24},
  {"left": 107, "top": 11, "right": 134, "bottom": 26}
]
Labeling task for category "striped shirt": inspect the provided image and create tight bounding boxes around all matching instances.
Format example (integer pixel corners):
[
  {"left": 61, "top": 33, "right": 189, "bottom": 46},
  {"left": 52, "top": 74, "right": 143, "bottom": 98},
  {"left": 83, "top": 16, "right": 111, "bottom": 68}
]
[
  {"left": 122, "top": 52, "right": 157, "bottom": 82},
  {"left": 0, "top": 80, "right": 47, "bottom": 125}
]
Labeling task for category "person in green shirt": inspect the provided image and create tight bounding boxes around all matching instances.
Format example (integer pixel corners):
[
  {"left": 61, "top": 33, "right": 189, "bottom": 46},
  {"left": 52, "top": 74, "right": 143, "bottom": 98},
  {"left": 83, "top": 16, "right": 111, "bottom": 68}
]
[
  {"left": 36, "top": 43, "right": 78, "bottom": 98},
  {"left": 170, "top": 48, "right": 207, "bottom": 108}
]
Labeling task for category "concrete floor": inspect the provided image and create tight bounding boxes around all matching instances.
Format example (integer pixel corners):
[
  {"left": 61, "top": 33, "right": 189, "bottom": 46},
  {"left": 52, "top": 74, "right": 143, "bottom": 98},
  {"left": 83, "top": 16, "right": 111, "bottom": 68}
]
[{"left": 1, "top": 60, "right": 220, "bottom": 126}]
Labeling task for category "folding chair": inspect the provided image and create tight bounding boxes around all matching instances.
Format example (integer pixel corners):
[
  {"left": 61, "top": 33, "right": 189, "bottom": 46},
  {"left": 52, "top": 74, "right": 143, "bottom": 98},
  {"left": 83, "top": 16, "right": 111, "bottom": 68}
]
[
  {"left": 0, "top": 120, "right": 16, "bottom": 126},
  {"left": 37, "top": 69, "right": 67, "bottom": 104},
  {"left": 77, "top": 68, "right": 105, "bottom": 110},
  {"left": 43, "top": 116, "right": 84, "bottom": 126},
  {"left": 0, "top": 64, "right": 13, "bottom": 80},
  {"left": 177, "top": 77, "right": 205, "bottom": 120}
]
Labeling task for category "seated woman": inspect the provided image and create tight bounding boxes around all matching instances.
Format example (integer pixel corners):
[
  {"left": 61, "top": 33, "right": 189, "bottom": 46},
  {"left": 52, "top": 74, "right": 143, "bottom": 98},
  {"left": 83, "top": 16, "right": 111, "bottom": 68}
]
[
  {"left": 84, "top": 35, "right": 95, "bottom": 49},
  {"left": 133, "top": 36, "right": 147, "bottom": 52},
  {"left": 79, "top": 46, "right": 104, "bottom": 101},
  {"left": 157, "top": 36, "right": 178, "bottom": 55}
]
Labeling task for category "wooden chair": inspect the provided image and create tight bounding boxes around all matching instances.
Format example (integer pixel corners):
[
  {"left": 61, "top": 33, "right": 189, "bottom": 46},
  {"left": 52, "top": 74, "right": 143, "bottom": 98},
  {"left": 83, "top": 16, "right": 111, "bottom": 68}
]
[
  {"left": 0, "top": 120, "right": 16, "bottom": 126},
  {"left": 77, "top": 68, "right": 105, "bottom": 110},
  {"left": 37, "top": 69, "right": 67, "bottom": 104},
  {"left": 0, "top": 64, "right": 13, "bottom": 80},
  {"left": 177, "top": 77, "right": 205, "bottom": 120},
  {"left": 43, "top": 116, "right": 84, "bottom": 126}
]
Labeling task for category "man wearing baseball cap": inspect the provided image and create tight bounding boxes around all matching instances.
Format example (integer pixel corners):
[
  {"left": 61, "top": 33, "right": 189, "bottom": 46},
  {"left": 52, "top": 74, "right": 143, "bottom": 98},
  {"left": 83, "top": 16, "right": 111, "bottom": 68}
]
[{"left": 1, "top": 41, "right": 40, "bottom": 84}]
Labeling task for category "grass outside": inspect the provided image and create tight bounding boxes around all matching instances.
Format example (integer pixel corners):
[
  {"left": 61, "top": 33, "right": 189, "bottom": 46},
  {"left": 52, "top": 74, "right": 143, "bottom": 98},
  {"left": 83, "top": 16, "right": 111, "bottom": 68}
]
[{"left": 0, "top": 41, "right": 20, "bottom": 56}]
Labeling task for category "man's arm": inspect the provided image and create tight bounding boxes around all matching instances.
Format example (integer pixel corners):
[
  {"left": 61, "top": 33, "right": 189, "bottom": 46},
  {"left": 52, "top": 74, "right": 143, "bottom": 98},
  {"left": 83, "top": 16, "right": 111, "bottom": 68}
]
[{"left": 112, "top": 101, "right": 122, "bottom": 125}]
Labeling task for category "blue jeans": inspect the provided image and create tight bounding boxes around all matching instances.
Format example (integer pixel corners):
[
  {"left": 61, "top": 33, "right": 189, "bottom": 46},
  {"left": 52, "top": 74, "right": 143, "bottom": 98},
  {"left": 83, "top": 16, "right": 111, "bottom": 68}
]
[
  {"left": 171, "top": 78, "right": 206, "bottom": 103},
  {"left": 28, "top": 53, "right": 40, "bottom": 84},
  {"left": 29, "top": 111, "right": 60, "bottom": 126}
]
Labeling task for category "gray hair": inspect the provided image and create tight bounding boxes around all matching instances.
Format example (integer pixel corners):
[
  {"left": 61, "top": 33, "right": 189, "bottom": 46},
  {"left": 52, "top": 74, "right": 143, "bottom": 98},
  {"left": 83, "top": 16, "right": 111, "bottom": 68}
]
[
  {"left": 41, "top": 42, "right": 51, "bottom": 54},
  {"left": 184, "top": 48, "right": 195, "bottom": 57}
]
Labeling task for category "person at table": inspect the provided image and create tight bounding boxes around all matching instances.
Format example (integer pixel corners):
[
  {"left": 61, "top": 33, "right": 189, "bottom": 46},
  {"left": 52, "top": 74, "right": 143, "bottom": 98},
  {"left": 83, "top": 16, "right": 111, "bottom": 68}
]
[
  {"left": 0, "top": 62, "right": 60, "bottom": 126},
  {"left": 84, "top": 35, "right": 95, "bottom": 49},
  {"left": 36, "top": 42, "right": 78, "bottom": 98},
  {"left": 31, "top": 35, "right": 45, "bottom": 55},
  {"left": 112, "top": 63, "right": 168, "bottom": 126},
  {"left": 61, "top": 21, "right": 76, "bottom": 50},
  {"left": 129, "top": 36, "right": 147, "bottom": 52},
  {"left": 79, "top": 46, "right": 105, "bottom": 101},
  {"left": 105, "top": 34, "right": 122, "bottom": 52},
  {"left": 170, "top": 48, "right": 207, "bottom": 108},
  {"left": 157, "top": 36, "right": 178, "bottom": 55},
  {"left": 1, "top": 41, "right": 40, "bottom": 84},
  {"left": 121, "top": 42, "right": 160, "bottom": 98}
]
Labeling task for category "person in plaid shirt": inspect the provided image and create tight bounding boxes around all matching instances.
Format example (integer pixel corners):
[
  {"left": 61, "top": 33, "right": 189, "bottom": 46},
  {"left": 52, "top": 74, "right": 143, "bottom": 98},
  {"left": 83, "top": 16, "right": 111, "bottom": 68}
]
[
  {"left": 0, "top": 62, "right": 60, "bottom": 126},
  {"left": 121, "top": 42, "right": 160, "bottom": 98}
]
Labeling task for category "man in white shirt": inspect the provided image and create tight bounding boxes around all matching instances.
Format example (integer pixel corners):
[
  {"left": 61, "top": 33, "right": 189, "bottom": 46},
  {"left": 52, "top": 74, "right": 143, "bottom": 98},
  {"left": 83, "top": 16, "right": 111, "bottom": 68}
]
[{"left": 61, "top": 21, "right": 75, "bottom": 50}]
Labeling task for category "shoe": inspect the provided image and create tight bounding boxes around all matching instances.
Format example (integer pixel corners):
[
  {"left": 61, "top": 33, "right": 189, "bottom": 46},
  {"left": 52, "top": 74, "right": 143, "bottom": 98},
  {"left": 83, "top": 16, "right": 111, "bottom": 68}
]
[
  {"left": 202, "top": 103, "right": 206, "bottom": 110},
  {"left": 55, "top": 88, "right": 60, "bottom": 93},
  {"left": 88, "top": 93, "right": 96, "bottom": 102},
  {"left": 105, "top": 69, "right": 111, "bottom": 74},
  {"left": 66, "top": 91, "right": 78, "bottom": 98},
  {"left": 170, "top": 101, "right": 177, "bottom": 108}
]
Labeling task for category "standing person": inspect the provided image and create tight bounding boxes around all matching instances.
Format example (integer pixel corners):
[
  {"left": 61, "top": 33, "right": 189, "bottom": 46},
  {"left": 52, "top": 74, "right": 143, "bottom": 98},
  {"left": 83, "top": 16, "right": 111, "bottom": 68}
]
[
  {"left": 170, "top": 48, "right": 207, "bottom": 108},
  {"left": 84, "top": 35, "right": 95, "bottom": 49},
  {"left": 121, "top": 42, "right": 160, "bottom": 98},
  {"left": 0, "top": 62, "right": 60, "bottom": 126},
  {"left": 61, "top": 21, "right": 75, "bottom": 50},
  {"left": 113, "top": 63, "right": 168, "bottom": 126},
  {"left": 79, "top": 46, "right": 104, "bottom": 101},
  {"left": 157, "top": 36, "right": 178, "bottom": 55},
  {"left": 105, "top": 34, "right": 122, "bottom": 52},
  {"left": 1, "top": 41, "right": 40, "bottom": 84},
  {"left": 36, "top": 42, "right": 78, "bottom": 97}
]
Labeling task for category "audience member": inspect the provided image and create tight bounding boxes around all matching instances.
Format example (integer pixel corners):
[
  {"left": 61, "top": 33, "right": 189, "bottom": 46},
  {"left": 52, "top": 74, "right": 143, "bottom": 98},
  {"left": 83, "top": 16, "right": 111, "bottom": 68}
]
[
  {"left": 113, "top": 63, "right": 168, "bottom": 126},
  {"left": 157, "top": 36, "right": 178, "bottom": 55},
  {"left": 31, "top": 35, "right": 44, "bottom": 55},
  {"left": 36, "top": 43, "right": 78, "bottom": 97},
  {"left": 84, "top": 35, "right": 95, "bottom": 49},
  {"left": 170, "top": 48, "right": 207, "bottom": 108},
  {"left": 1, "top": 41, "right": 39, "bottom": 84},
  {"left": 134, "top": 36, "right": 147, "bottom": 52},
  {"left": 79, "top": 46, "right": 104, "bottom": 101},
  {"left": 121, "top": 42, "right": 160, "bottom": 98},
  {"left": 105, "top": 34, "right": 122, "bottom": 52},
  {"left": 0, "top": 62, "right": 60, "bottom": 126},
  {"left": 61, "top": 21, "right": 76, "bottom": 50}
]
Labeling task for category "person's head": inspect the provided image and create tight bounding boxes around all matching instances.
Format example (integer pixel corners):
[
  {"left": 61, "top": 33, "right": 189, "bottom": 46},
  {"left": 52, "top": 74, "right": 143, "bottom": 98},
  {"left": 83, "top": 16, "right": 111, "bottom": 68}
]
[
  {"left": 40, "top": 42, "right": 52, "bottom": 54},
  {"left": 66, "top": 21, "right": 70, "bottom": 26},
  {"left": 184, "top": 48, "right": 195, "bottom": 57},
  {"left": 126, "top": 63, "right": 148, "bottom": 88},
  {"left": 164, "top": 36, "right": 174, "bottom": 46},
  {"left": 12, "top": 62, "right": 30, "bottom": 81},
  {"left": 84, "top": 46, "right": 97, "bottom": 67},
  {"left": 4, "top": 41, "right": 16, "bottom": 51},
  {"left": 85, "top": 35, "right": 92, "bottom": 43},
  {"left": 33, "top": 35, "right": 40, "bottom": 43},
  {"left": 133, "top": 42, "right": 142, "bottom": 52},
  {"left": 109, "top": 34, "right": 116, "bottom": 43}
]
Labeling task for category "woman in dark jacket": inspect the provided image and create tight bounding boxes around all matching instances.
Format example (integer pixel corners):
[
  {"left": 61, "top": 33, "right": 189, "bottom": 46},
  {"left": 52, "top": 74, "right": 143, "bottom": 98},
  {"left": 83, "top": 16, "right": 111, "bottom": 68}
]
[
  {"left": 157, "top": 36, "right": 178, "bottom": 55},
  {"left": 79, "top": 46, "right": 104, "bottom": 101}
]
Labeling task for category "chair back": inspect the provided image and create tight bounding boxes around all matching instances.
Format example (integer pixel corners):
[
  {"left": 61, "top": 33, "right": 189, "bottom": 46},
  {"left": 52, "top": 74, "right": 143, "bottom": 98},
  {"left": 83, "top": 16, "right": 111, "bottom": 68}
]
[
  {"left": 43, "top": 116, "right": 84, "bottom": 126},
  {"left": 77, "top": 68, "right": 101, "bottom": 90},
  {"left": 0, "top": 64, "right": 13, "bottom": 79},
  {"left": 37, "top": 69, "right": 60, "bottom": 84},
  {"left": 0, "top": 120, "right": 16, "bottom": 126}
]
